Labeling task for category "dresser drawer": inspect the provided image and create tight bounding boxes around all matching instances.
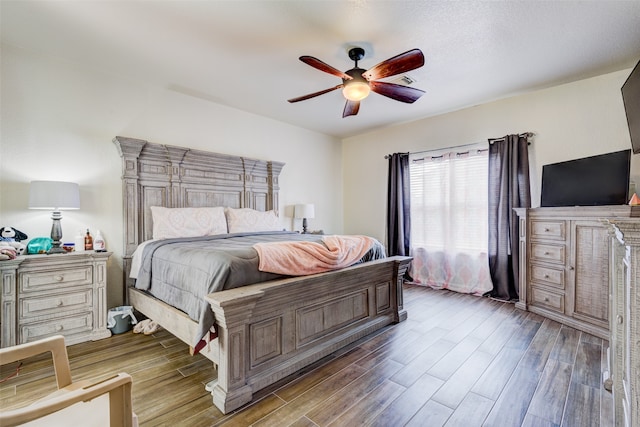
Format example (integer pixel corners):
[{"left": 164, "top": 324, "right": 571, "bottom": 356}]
[
  {"left": 531, "top": 220, "right": 566, "bottom": 241},
  {"left": 20, "top": 265, "right": 93, "bottom": 293},
  {"left": 20, "top": 289, "right": 92, "bottom": 319},
  {"left": 531, "top": 243, "right": 565, "bottom": 264},
  {"left": 19, "top": 312, "right": 93, "bottom": 344},
  {"left": 530, "top": 286, "right": 564, "bottom": 313},
  {"left": 530, "top": 264, "right": 565, "bottom": 288}
]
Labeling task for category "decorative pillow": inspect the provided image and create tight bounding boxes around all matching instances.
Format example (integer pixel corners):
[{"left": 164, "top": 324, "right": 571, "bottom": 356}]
[
  {"left": 150, "top": 206, "right": 227, "bottom": 240},
  {"left": 225, "top": 208, "right": 281, "bottom": 233}
]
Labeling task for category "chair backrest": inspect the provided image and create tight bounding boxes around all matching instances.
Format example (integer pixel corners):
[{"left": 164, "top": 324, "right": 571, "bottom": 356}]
[
  {"left": 0, "top": 335, "right": 134, "bottom": 427},
  {"left": 0, "top": 335, "right": 72, "bottom": 389}
]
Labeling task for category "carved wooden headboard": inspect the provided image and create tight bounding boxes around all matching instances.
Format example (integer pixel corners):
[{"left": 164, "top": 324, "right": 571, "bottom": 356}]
[{"left": 113, "top": 136, "right": 285, "bottom": 282}]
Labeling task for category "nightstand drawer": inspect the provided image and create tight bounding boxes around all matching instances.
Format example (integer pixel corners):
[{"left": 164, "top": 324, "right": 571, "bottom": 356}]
[
  {"left": 20, "top": 312, "right": 93, "bottom": 343},
  {"left": 20, "top": 265, "right": 93, "bottom": 293},
  {"left": 20, "top": 289, "right": 92, "bottom": 319},
  {"left": 531, "top": 220, "right": 566, "bottom": 241},
  {"left": 530, "top": 264, "right": 565, "bottom": 288},
  {"left": 530, "top": 286, "right": 564, "bottom": 313},
  {"left": 531, "top": 243, "right": 565, "bottom": 264}
]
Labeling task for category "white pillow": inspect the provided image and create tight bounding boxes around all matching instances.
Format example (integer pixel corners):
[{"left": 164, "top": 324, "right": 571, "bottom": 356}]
[
  {"left": 225, "top": 208, "right": 281, "bottom": 233},
  {"left": 150, "top": 206, "right": 228, "bottom": 240}
]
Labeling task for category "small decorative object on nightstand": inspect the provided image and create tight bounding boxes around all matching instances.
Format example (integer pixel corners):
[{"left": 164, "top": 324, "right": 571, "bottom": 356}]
[
  {"left": 295, "top": 203, "right": 315, "bottom": 234},
  {"left": 28, "top": 181, "right": 80, "bottom": 254}
]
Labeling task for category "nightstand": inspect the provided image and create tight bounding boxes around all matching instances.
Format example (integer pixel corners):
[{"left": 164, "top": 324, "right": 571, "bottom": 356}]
[{"left": 0, "top": 251, "right": 112, "bottom": 347}]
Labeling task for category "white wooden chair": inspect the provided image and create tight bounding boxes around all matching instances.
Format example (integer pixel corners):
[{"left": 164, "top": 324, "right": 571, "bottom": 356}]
[{"left": 0, "top": 335, "right": 136, "bottom": 427}]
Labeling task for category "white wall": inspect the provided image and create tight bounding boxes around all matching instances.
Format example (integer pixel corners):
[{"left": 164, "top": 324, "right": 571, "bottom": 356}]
[
  {"left": 0, "top": 44, "right": 343, "bottom": 307},
  {"left": 342, "top": 69, "right": 640, "bottom": 243}
]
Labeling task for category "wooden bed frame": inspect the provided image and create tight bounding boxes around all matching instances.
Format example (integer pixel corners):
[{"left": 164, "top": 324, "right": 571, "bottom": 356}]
[{"left": 113, "top": 136, "right": 411, "bottom": 413}]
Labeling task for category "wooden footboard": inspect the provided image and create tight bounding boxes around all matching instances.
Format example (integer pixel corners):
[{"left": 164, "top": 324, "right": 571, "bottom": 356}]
[{"left": 204, "top": 255, "right": 411, "bottom": 413}]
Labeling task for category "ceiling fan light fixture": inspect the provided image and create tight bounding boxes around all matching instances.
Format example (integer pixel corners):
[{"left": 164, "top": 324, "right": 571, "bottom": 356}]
[
  {"left": 342, "top": 81, "right": 370, "bottom": 101},
  {"left": 290, "top": 47, "right": 425, "bottom": 117}
]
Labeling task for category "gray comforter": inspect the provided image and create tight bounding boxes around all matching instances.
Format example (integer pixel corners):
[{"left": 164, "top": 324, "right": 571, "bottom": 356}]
[{"left": 135, "top": 231, "right": 386, "bottom": 347}]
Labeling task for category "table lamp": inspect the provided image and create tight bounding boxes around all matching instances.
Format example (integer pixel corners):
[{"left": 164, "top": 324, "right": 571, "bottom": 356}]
[
  {"left": 294, "top": 203, "right": 315, "bottom": 234},
  {"left": 29, "top": 181, "right": 80, "bottom": 254}
]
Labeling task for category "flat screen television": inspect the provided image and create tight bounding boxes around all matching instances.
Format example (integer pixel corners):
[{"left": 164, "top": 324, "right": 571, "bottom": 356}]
[
  {"left": 540, "top": 149, "right": 631, "bottom": 207},
  {"left": 622, "top": 58, "right": 640, "bottom": 154}
]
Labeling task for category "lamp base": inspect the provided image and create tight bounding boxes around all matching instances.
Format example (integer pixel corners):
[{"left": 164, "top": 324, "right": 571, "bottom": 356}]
[
  {"left": 48, "top": 210, "right": 66, "bottom": 255},
  {"left": 302, "top": 218, "right": 308, "bottom": 234},
  {"left": 48, "top": 245, "right": 66, "bottom": 254}
]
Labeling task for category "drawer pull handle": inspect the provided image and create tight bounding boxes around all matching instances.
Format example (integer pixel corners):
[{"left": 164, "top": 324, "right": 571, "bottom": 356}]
[
  {"left": 544, "top": 228, "right": 550, "bottom": 232},
  {"left": 55, "top": 275, "right": 64, "bottom": 282},
  {"left": 544, "top": 252, "right": 550, "bottom": 256},
  {"left": 617, "top": 315, "right": 623, "bottom": 325},
  {"left": 544, "top": 297, "right": 550, "bottom": 302},
  {"left": 544, "top": 274, "right": 550, "bottom": 279},
  {"left": 56, "top": 325, "right": 63, "bottom": 331},
  {"left": 57, "top": 300, "right": 64, "bottom": 307}
]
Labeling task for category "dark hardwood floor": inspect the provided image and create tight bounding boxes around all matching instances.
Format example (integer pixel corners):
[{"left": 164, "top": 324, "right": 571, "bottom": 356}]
[{"left": 1, "top": 284, "right": 613, "bottom": 426}]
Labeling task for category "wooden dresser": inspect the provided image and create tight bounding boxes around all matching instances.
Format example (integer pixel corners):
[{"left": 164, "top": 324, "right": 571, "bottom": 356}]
[
  {"left": 514, "top": 206, "right": 639, "bottom": 339},
  {"left": 0, "top": 251, "right": 112, "bottom": 347},
  {"left": 606, "top": 218, "right": 640, "bottom": 427}
]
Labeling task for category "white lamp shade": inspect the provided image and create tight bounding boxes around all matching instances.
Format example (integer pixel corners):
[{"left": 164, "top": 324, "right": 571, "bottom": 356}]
[
  {"left": 294, "top": 203, "right": 315, "bottom": 219},
  {"left": 29, "top": 181, "right": 80, "bottom": 210}
]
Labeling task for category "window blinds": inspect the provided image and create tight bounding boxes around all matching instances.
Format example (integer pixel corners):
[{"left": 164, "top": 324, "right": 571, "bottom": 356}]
[{"left": 409, "top": 149, "right": 489, "bottom": 253}]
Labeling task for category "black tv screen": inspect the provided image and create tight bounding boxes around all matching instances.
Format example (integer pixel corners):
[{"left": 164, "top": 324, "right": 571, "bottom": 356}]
[
  {"left": 541, "top": 149, "right": 631, "bottom": 207},
  {"left": 622, "top": 58, "right": 640, "bottom": 154}
]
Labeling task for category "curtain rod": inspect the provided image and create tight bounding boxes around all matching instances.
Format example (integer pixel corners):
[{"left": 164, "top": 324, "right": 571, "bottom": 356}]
[
  {"left": 384, "top": 132, "right": 534, "bottom": 159},
  {"left": 489, "top": 132, "right": 535, "bottom": 144}
]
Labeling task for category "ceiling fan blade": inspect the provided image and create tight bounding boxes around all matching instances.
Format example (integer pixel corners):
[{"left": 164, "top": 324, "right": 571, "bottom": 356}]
[
  {"left": 363, "top": 49, "right": 425, "bottom": 81},
  {"left": 370, "top": 81, "right": 425, "bottom": 104},
  {"left": 343, "top": 100, "right": 360, "bottom": 118},
  {"left": 299, "top": 56, "right": 352, "bottom": 80},
  {"left": 287, "top": 84, "right": 343, "bottom": 103}
]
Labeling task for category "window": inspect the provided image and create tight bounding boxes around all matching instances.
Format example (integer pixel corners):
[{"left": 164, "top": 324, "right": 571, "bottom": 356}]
[{"left": 409, "top": 146, "right": 493, "bottom": 295}]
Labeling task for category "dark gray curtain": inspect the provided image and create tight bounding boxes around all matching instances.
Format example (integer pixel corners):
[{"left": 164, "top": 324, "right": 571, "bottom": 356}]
[
  {"left": 386, "top": 153, "right": 411, "bottom": 256},
  {"left": 488, "top": 134, "right": 531, "bottom": 300}
]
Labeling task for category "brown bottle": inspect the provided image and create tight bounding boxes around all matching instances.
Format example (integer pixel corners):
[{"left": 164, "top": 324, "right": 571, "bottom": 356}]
[{"left": 84, "top": 229, "right": 93, "bottom": 251}]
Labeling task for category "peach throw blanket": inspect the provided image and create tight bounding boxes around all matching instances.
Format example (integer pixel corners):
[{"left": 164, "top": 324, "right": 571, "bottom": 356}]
[{"left": 254, "top": 235, "right": 376, "bottom": 275}]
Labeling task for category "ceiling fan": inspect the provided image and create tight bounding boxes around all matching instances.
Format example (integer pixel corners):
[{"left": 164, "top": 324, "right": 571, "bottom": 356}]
[{"left": 288, "top": 47, "right": 425, "bottom": 118}]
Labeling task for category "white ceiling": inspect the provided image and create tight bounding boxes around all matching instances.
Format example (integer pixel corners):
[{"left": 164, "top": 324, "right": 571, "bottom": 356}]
[{"left": 2, "top": 1, "right": 640, "bottom": 139}]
